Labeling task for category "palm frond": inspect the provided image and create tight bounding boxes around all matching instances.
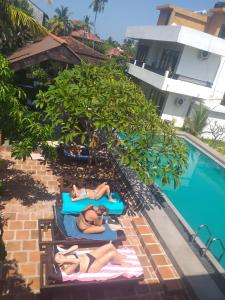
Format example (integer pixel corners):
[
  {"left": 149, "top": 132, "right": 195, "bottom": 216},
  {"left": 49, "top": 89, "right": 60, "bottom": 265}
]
[{"left": 9, "top": 5, "right": 48, "bottom": 36}]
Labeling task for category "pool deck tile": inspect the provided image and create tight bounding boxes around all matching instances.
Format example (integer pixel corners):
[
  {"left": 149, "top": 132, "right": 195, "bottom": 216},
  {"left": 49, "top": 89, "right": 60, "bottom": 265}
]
[{"left": 0, "top": 148, "right": 190, "bottom": 300}]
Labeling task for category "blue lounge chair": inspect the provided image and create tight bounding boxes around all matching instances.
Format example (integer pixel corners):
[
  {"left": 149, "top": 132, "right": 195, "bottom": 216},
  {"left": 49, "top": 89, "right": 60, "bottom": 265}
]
[{"left": 61, "top": 192, "right": 126, "bottom": 215}]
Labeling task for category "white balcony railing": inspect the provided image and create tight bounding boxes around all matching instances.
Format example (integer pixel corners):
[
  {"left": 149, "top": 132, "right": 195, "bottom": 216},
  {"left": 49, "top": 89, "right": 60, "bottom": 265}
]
[{"left": 127, "top": 62, "right": 213, "bottom": 99}]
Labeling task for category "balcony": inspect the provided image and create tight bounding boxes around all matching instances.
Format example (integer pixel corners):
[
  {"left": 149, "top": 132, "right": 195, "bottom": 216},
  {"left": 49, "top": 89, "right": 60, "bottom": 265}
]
[{"left": 128, "top": 60, "right": 213, "bottom": 99}]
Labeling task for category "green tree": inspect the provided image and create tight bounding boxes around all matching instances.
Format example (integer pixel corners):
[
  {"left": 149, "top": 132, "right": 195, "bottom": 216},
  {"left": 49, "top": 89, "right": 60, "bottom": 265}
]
[
  {"left": 0, "top": 55, "right": 53, "bottom": 160},
  {"left": 11, "top": 62, "right": 187, "bottom": 187},
  {"left": 89, "top": 0, "right": 108, "bottom": 33},
  {"left": 0, "top": 0, "right": 47, "bottom": 53},
  {"left": 48, "top": 5, "right": 73, "bottom": 36},
  {"left": 122, "top": 38, "right": 136, "bottom": 59},
  {"left": 81, "top": 15, "right": 94, "bottom": 32},
  {"left": 184, "top": 103, "right": 208, "bottom": 136}
]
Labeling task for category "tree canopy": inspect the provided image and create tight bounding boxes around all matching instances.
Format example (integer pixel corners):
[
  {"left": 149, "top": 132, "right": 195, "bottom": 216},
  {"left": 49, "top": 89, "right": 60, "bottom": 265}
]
[
  {"left": 47, "top": 5, "right": 73, "bottom": 36},
  {"left": 0, "top": 0, "right": 47, "bottom": 53},
  {"left": 6, "top": 59, "right": 187, "bottom": 187}
]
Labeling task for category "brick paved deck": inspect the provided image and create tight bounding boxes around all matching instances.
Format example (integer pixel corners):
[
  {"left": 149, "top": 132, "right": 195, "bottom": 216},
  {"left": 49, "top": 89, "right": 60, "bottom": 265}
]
[{"left": 0, "top": 147, "right": 190, "bottom": 300}]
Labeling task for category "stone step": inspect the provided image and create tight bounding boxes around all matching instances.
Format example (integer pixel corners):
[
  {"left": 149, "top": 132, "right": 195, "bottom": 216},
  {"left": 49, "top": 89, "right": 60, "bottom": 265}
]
[{"left": 132, "top": 217, "right": 186, "bottom": 296}]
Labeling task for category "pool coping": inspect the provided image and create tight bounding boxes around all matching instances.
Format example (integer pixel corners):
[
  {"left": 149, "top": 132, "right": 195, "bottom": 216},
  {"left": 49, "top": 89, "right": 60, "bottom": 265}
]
[{"left": 175, "top": 131, "right": 225, "bottom": 276}]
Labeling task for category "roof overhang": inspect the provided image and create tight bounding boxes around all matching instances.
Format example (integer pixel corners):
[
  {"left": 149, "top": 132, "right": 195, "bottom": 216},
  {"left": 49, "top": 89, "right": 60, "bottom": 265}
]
[{"left": 126, "top": 25, "right": 225, "bottom": 56}]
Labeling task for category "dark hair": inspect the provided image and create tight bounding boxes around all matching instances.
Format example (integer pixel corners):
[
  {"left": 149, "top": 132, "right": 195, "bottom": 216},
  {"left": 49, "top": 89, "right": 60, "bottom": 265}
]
[{"left": 97, "top": 206, "right": 109, "bottom": 215}]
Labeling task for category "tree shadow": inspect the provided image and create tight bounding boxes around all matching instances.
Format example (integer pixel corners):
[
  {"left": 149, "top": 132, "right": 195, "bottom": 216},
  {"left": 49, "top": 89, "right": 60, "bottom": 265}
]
[
  {"left": 47, "top": 155, "right": 149, "bottom": 216},
  {"left": 0, "top": 159, "right": 55, "bottom": 206},
  {"left": 0, "top": 259, "right": 32, "bottom": 296}
]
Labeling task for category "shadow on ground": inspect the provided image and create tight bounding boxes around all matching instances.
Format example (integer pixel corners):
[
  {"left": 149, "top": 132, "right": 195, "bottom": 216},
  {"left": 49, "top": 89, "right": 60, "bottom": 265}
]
[
  {"left": 0, "top": 160, "right": 54, "bottom": 206},
  {"left": 0, "top": 259, "right": 32, "bottom": 296}
]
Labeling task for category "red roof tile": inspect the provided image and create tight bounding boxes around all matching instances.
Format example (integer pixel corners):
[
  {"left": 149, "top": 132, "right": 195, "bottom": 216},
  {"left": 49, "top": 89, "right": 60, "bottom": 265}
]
[
  {"left": 61, "top": 36, "right": 106, "bottom": 64},
  {"left": 71, "top": 30, "right": 103, "bottom": 43}
]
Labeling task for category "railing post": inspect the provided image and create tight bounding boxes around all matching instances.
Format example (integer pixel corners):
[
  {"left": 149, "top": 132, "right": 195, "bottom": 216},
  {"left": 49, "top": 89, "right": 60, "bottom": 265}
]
[
  {"left": 134, "top": 60, "right": 137, "bottom": 66},
  {"left": 142, "top": 63, "right": 146, "bottom": 69},
  {"left": 164, "top": 70, "right": 170, "bottom": 78}
]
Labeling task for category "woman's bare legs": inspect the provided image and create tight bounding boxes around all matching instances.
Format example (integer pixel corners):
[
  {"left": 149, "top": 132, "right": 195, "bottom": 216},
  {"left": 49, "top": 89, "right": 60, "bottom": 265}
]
[
  {"left": 95, "top": 184, "right": 116, "bottom": 202},
  {"left": 90, "top": 243, "right": 128, "bottom": 265},
  {"left": 88, "top": 247, "right": 131, "bottom": 272}
]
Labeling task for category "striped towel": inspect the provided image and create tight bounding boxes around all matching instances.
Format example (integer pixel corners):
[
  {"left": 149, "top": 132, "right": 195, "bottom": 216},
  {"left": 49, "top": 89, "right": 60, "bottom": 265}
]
[{"left": 59, "top": 248, "right": 143, "bottom": 282}]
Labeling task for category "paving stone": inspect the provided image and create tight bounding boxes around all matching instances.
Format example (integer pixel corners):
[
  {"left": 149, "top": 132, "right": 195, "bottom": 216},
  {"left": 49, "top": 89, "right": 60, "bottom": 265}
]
[
  {"left": 30, "top": 230, "right": 39, "bottom": 239},
  {"left": 3, "top": 230, "right": 15, "bottom": 240},
  {"left": 16, "top": 230, "right": 30, "bottom": 240},
  {"left": 17, "top": 213, "right": 30, "bottom": 220},
  {"left": 133, "top": 217, "right": 146, "bottom": 226},
  {"left": 5, "top": 213, "right": 17, "bottom": 220},
  {"left": 151, "top": 255, "right": 170, "bottom": 267},
  {"left": 136, "top": 225, "right": 152, "bottom": 235},
  {"left": 24, "top": 221, "right": 37, "bottom": 230},
  {"left": 146, "top": 244, "right": 164, "bottom": 255},
  {"left": 157, "top": 266, "right": 177, "bottom": 280},
  {"left": 9, "top": 221, "right": 23, "bottom": 230},
  {"left": 12, "top": 251, "right": 28, "bottom": 263},
  {"left": 142, "top": 234, "right": 157, "bottom": 244},
  {"left": 6, "top": 241, "right": 22, "bottom": 251},
  {"left": 29, "top": 251, "right": 40, "bottom": 262},
  {"left": 22, "top": 240, "right": 37, "bottom": 251},
  {"left": 19, "top": 263, "right": 37, "bottom": 276}
]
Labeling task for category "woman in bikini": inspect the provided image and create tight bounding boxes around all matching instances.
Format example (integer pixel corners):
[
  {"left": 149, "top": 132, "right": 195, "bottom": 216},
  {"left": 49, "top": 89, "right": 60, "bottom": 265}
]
[
  {"left": 55, "top": 243, "right": 130, "bottom": 275},
  {"left": 76, "top": 204, "right": 108, "bottom": 234},
  {"left": 72, "top": 182, "right": 116, "bottom": 202}
]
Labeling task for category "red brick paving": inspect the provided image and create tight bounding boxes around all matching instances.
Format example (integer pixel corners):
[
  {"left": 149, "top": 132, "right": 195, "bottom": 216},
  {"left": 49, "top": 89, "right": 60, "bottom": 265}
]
[{"left": 0, "top": 147, "right": 190, "bottom": 299}]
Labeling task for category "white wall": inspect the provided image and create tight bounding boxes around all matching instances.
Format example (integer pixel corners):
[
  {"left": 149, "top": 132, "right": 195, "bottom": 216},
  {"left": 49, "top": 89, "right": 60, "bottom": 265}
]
[
  {"left": 211, "top": 57, "right": 225, "bottom": 100},
  {"left": 28, "top": 0, "right": 45, "bottom": 24},
  {"left": 161, "top": 93, "right": 191, "bottom": 127},
  {"left": 176, "top": 45, "right": 220, "bottom": 84}
]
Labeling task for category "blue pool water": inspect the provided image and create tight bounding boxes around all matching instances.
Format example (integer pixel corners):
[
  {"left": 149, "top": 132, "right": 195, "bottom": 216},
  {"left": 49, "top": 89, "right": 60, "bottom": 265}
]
[{"left": 157, "top": 139, "right": 225, "bottom": 269}]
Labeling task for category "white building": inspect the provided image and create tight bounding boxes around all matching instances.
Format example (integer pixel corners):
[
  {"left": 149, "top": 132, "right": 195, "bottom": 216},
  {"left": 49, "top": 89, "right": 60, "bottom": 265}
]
[
  {"left": 28, "top": 0, "right": 48, "bottom": 25},
  {"left": 125, "top": 25, "right": 225, "bottom": 138}
]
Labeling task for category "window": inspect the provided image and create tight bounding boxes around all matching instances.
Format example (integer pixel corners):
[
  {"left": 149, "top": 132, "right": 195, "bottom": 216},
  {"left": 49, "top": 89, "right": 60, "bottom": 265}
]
[
  {"left": 218, "top": 24, "right": 225, "bottom": 39},
  {"left": 136, "top": 45, "right": 149, "bottom": 62},
  {"left": 158, "top": 49, "right": 179, "bottom": 75}
]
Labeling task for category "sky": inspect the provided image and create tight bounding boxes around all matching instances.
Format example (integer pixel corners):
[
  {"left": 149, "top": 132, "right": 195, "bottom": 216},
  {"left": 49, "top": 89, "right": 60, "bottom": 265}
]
[{"left": 33, "top": 0, "right": 217, "bottom": 42}]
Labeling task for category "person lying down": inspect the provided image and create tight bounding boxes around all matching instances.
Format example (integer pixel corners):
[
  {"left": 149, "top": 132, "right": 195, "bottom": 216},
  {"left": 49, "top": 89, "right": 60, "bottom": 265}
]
[
  {"left": 71, "top": 182, "right": 116, "bottom": 202},
  {"left": 55, "top": 243, "right": 131, "bottom": 275}
]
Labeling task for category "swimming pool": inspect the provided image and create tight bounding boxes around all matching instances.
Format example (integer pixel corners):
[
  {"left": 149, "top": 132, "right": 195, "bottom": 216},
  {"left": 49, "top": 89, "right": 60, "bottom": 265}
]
[{"left": 157, "top": 139, "right": 225, "bottom": 269}]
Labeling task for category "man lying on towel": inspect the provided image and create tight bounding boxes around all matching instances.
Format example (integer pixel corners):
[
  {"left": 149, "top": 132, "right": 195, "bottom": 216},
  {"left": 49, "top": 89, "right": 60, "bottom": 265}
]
[
  {"left": 76, "top": 205, "right": 108, "bottom": 234},
  {"left": 55, "top": 243, "right": 131, "bottom": 275},
  {"left": 72, "top": 182, "right": 116, "bottom": 202}
]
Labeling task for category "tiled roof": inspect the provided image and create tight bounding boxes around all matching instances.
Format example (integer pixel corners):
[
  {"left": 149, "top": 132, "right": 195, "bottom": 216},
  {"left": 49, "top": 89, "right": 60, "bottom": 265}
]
[
  {"left": 7, "top": 34, "right": 105, "bottom": 67},
  {"left": 8, "top": 34, "right": 67, "bottom": 64},
  {"left": 61, "top": 36, "right": 106, "bottom": 64},
  {"left": 106, "top": 47, "right": 124, "bottom": 57},
  {"left": 71, "top": 30, "right": 103, "bottom": 43}
]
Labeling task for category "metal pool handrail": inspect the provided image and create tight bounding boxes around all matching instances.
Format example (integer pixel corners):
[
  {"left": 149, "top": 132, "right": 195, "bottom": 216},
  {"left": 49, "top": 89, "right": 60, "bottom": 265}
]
[
  {"left": 191, "top": 224, "right": 212, "bottom": 242},
  {"left": 192, "top": 224, "right": 225, "bottom": 262},
  {"left": 202, "top": 238, "right": 225, "bottom": 262}
]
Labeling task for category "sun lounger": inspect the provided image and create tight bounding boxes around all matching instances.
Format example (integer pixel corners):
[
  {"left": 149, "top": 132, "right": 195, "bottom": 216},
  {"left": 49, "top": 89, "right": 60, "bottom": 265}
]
[
  {"left": 40, "top": 243, "right": 144, "bottom": 291},
  {"left": 38, "top": 206, "right": 126, "bottom": 251},
  {"left": 61, "top": 192, "right": 127, "bottom": 215}
]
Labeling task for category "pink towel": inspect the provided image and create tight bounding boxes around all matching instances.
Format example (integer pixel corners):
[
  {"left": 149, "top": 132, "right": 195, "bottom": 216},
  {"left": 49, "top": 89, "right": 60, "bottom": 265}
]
[{"left": 60, "top": 248, "right": 143, "bottom": 282}]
